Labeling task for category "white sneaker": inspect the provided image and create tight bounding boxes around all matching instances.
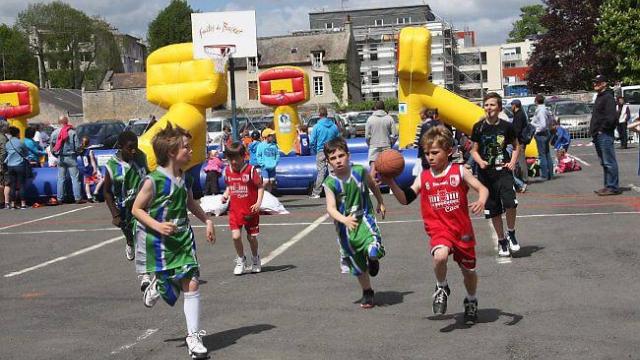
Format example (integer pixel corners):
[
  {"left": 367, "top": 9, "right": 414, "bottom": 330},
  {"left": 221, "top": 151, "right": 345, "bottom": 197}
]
[
  {"left": 506, "top": 231, "right": 521, "bottom": 252},
  {"left": 143, "top": 278, "right": 160, "bottom": 308},
  {"left": 340, "top": 257, "right": 350, "bottom": 274},
  {"left": 497, "top": 240, "right": 511, "bottom": 257},
  {"left": 309, "top": 194, "right": 321, "bottom": 199},
  {"left": 125, "top": 243, "right": 135, "bottom": 261},
  {"left": 234, "top": 256, "right": 247, "bottom": 275},
  {"left": 251, "top": 256, "right": 261, "bottom": 273},
  {"left": 185, "top": 330, "right": 208, "bottom": 359},
  {"left": 139, "top": 273, "right": 152, "bottom": 292}
]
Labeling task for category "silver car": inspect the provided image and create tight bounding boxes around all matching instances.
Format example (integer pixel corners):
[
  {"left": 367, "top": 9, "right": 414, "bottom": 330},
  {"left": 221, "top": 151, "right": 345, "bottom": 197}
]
[{"left": 549, "top": 101, "right": 591, "bottom": 138}]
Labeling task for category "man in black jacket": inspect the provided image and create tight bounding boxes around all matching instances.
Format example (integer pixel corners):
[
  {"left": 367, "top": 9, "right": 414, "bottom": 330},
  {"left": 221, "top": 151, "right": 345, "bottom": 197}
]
[
  {"left": 511, "top": 100, "right": 528, "bottom": 186},
  {"left": 590, "top": 75, "right": 620, "bottom": 195}
]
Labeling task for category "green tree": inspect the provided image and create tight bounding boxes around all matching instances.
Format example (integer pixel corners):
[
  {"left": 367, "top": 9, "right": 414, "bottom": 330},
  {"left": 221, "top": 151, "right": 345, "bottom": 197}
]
[
  {"left": 508, "top": 5, "right": 547, "bottom": 42},
  {"left": 147, "top": 0, "right": 195, "bottom": 52},
  {"left": 0, "top": 24, "right": 38, "bottom": 82},
  {"left": 595, "top": 0, "right": 640, "bottom": 84},
  {"left": 16, "top": 1, "right": 122, "bottom": 89}
]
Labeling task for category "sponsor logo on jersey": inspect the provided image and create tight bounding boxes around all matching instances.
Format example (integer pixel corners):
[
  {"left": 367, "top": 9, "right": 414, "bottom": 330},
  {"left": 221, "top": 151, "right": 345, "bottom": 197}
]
[{"left": 449, "top": 174, "right": 460, "bottom": 187}]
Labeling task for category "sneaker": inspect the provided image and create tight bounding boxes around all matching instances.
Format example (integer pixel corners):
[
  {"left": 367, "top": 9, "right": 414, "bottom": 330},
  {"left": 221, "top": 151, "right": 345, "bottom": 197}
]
[
  {"left": 185, "top": 330, "right": 208, "bottom": 359},
  {"left": 506, "top": 231, "right": 520, "bottom": 253},
  {"left": 143, "top": 278, "right": 160, "bottom": 308},
  {"left": 251, "top": 255, "right": 261, "bottom": 273},
  {"left": 517, "top": 183, "right": 527, "bottom": 193},
  {"left": 139, "top": 273, "right": 152, "bottom": 292},
  {"left": 234, "top": 256, "right": 247, "bottom": 275},
  {"left": 125, "top": 243, "right": 135, "bottom": 261},
  {"left": 597, "top": 188, "right": 622, "bottom": 196},
  {"left": 19, "top": 204, "right": 28, "bottom": 209},
  {"left": 361, "top": 288, "right": 375, "bottom": 309},
  {"left": 340, "top": 257, "right": 351, "bottom": 274},
  {"left": 463, "top": 298, "right": 478, "bottom": 325},
  {"left": 309, "top": 194, "right": 321, "bottom": 199},
  {"left": 498, "top": 239, "right": 511, "bottom": 257},
  {"left": 75, "top": 199, "right": 88, "bottom": 204},
  {"left": 88, "top": 197, "right": 96, "bottom": 203},
  {"left": 432, "top": 285, "right": 451, "bottom": 315}
]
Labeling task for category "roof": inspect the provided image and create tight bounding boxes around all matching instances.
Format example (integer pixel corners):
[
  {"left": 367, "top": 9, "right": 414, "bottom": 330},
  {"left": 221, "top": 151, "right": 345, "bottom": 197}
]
[
  {"left": 109, "top": 72, "right": 146, "bottom": 89},
  {"left": 39, "top": 88, "right": 83, "bottom": 115},
  {"left": 309, "top": 4, "right": 431, "bottom": 15},
  {"left": 257, "top": 31, "right": 351, "bottom": 67}
]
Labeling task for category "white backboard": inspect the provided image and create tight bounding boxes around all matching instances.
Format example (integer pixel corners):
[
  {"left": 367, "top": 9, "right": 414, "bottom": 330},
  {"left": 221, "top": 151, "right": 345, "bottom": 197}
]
[{"left": 191, "top": 11, "right": 257, "bottom": 59}]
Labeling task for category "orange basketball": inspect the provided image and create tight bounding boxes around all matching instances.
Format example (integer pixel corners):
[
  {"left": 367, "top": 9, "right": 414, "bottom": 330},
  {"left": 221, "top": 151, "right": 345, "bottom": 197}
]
[{"left": 375, "top": 149, "right": 405, "bottom": 178}]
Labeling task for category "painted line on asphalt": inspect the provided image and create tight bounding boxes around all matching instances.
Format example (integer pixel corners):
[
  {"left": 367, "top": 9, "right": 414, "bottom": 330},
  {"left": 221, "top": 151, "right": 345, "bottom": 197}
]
[
  {"left": 0, "top": 206, "right": 93, "bottom": 231},
  {"left": 261, "top": 213, "right": 330, "bottom": 266},
  {"left": 3, "top": 235, "right": 123, "bottom": 278},
  {"left": 110, "top": 328, "right": 159, "bottom": 355},
  {"left": 486, "top": 220, "right": 512, "bottom": 264},
  {"left": 568, "top": 155, "right": 591, "bottom": 167}
]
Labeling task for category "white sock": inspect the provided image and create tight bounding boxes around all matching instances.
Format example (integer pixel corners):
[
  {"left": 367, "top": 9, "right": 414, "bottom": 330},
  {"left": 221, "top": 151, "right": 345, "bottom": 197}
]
[
  {"left": 466, "top": 294, "right": 477, "bottom": 302},
  {"left": 507, "top": 228, "right": 515, "bottom": 233},
  {"left": 437, "top": 280, "right": 448, "bottom": 288},
  {"left": 183, "top": 290, "right": 200, "bottom": 335},
  {"left": 252, "top": 255, "right": 260, "bottom": 262}
]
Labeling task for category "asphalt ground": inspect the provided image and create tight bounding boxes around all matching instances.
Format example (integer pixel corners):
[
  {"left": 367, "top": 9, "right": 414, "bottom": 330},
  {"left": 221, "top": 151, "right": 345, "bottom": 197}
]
[{"left": 2, "top": 140, "right": 640, "bottom": 359}]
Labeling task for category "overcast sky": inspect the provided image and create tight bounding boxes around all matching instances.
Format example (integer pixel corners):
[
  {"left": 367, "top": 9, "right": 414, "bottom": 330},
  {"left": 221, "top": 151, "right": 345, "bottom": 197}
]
[{"left": 0, "top": 0, "right": 542, "bottom": 46}]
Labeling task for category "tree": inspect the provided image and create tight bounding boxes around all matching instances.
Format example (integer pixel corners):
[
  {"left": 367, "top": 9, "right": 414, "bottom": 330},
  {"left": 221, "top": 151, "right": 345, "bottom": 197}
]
[
  {"left": 16, "top": 1, "right": 123, "bottom": 89},
  {"left": 595, "top": 0, "right": 640, "bottom": 84},
  {"left": 147, "top": 0, "right": 195, "bottom": 52},
  {"left": 507, "top": 5, "right": 547, "bottom": 43},
  {"left": 0, "top": 24, "right": 38, "bottom": 82},
  {"left": 527, "top": 0, "right": 615, "bottom": 93}
]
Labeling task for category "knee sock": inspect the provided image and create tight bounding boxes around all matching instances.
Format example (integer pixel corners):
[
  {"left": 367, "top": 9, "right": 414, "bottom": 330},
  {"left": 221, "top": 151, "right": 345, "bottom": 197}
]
[
  {"left": 183, "top": 290, "right": 200, "bottom": 335},
  {"left": 436, "top": 279, "right": 448, "bottom": 288}
]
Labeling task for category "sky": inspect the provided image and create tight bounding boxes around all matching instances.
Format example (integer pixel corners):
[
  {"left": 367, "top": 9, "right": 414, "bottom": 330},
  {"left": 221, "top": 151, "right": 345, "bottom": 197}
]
[{"left": 0, "top": 0, "right": 542, "bottom": 46}]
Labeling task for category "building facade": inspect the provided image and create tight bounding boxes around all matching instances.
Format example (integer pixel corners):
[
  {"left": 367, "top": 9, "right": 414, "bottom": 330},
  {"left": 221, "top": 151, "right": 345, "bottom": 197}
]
[
  {"left": 112, "top": 33, "right": 147, "bottom": 73},
  {"left": 309, "top": 5, "right": 457, "bottom": 101}
]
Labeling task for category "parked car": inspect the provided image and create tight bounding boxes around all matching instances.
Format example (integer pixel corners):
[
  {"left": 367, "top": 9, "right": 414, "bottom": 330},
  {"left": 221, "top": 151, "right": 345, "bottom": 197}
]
[
  {"left": 76, "top": 120, "right": 126, "bottom": 149},
  {"left": 124, "top": 119, "right": 151, "bottom": 136},
  {"left": 549, "top": 101, "right": 592, "bottom": 138},
  {"left": 336, "top": 113, "right": 357, "bottom": 138},
  {"left": 206, "top": 116, "right": 250, "bottom": 145},
  {"left": 352, "top": 111, "right": 373, "bottom": 137}
]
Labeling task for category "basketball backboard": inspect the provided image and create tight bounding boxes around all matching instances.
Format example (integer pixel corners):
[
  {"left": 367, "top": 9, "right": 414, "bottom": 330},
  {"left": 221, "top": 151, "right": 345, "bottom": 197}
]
[{"left": 191, "top": 11, "right": 257, "bottom": 59}]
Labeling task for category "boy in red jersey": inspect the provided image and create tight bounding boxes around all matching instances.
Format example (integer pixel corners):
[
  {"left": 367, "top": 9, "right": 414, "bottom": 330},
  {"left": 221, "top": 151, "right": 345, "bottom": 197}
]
[
  {"left": 223, "top": 142, "right": 264, "bottom": 275},
  {"left": 382, "top": 126, "right": 488, "bottom": 324}
]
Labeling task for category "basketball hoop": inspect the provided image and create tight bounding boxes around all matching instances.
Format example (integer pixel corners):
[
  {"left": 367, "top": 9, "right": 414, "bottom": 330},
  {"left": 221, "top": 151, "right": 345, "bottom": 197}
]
[{"left": 204, "top": 45, "right": 236, "bottom": 73}]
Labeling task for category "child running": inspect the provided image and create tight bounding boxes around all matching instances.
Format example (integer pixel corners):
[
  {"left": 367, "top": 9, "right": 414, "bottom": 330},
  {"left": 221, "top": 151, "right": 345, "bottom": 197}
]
[
  {"left": 382, "top": 126, "right": 488, "bottom": 324},
  {"left": 131, "top": 123, "right": 215, "bottom": 359},
  {"left": 323, "top": 137, "right": 386, "bottom": 309},
  {"left": 102, "top": 131, "right": 151, "bottom": 290},
  {"left": 223, "top": 142, "right": 264, "bottom": 275}
]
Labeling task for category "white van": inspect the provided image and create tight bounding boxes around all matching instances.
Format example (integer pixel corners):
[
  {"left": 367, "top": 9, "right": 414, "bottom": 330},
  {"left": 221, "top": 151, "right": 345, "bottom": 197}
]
[{"left": 622, "top": 85, "right": 640, "bottom": 119}]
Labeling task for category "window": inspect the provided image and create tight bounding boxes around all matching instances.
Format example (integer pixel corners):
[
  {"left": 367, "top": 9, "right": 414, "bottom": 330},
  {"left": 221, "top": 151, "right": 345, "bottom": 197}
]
[
  {"left": 372, "top": 92, "right": 380, "bottom": 101},
  {"left": 504, "top": 62, "right": 516, "bottom": 68},
  {"left": 374, "top": 19, "right": 384, "bottom": 26},
  {"left": 397, "top": 17, "right": 411, "bottom": 24},
  {"left": 325, "top": 22, "right": 334, "bottom": 29},
  {"left": 481, "top": 52, "right": 487, "bottom": 65},
  {"left": 360, "top": 72, "right": 367, "bottom": 85},
  {"left": 370, "top": 53, "right": 378, "bottom": 61},
  {"left": 311, "top": 51, "right": 324, "bottom": 68},
  {"left": 248, "top": 81, "right": 258, "bottom": 100},
  {"left": 371, "top": 70, "right": 379, "bottom": 85},
  {"left": 313, "top": 76, "right": 324, "bottom": 95},
  {"left": 247, "top": 57, "right": 258, "bottom": 73},
  {"left": 369, "top": 43, "right": 378, "bottom": 61}
]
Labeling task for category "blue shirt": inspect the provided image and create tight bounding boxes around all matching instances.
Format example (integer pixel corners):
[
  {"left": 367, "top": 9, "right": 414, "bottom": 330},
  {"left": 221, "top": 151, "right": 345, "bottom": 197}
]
[
  {"left": 310, "top": 117, "right": 339, "bottom": 153},
  {"left": 553, "top": 126, "right": 571, "bottom": 150},
  {"left": 299, "top": 133, "right": 310, "bottom": 156},
  {"left": 256, "top": 141, "right": 280, "bottom": 170},
  {"left": 248, "top": 141, "right": 260, "bottom": 166},
  {"left": 24, "top": 138, "right": 46, "bottom": 162},
  {"left": 4, "top": 137, "right": 26, "bottom": 167}
]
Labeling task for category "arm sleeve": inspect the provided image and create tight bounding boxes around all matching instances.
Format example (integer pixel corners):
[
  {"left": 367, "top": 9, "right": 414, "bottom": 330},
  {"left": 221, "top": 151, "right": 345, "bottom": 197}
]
[
  {"left": 470, "top": 122, "right": 481, "bottom": 143},
  {"left": 605, "top": 96, "right": 618, "bottom": 128}
]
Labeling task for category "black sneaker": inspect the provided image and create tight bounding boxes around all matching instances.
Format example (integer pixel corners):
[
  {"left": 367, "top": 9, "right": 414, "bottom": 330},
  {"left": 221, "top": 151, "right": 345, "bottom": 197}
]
[
  {"left": 498, "top": 239, "right": 510, "bottom": 257},
  {"left": 506, "top": 230, "right": 520, "bottom": 252},
  {"left": 432, "top": 285, "right": 450, "bottom": 315},
  {"left": 368, "top": 257, "right": 380, "bottom": 277},
  {"left": 463, "top": 298, "right": 478, "bottom": 325},
  {"left": 361, "top": 289, "right": 375, "bottom": 309}
]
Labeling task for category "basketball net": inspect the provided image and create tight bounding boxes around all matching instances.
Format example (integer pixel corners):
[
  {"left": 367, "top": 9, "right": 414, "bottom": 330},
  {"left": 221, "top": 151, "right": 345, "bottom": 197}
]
[{"left": 204, "top": 45, "right": 236, "bottom": 74}]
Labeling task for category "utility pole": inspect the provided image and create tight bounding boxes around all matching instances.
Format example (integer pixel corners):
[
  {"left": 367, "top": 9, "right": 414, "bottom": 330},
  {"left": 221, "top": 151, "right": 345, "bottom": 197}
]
[{"left": 32, "top": 26, "right": 45, "bottom": 88}]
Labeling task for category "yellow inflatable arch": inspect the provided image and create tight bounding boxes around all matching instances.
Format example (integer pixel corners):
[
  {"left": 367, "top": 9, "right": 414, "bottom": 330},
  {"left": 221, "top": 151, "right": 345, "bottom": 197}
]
[{"left": 0, "top": 80, "right": 40, "bottom": 139}]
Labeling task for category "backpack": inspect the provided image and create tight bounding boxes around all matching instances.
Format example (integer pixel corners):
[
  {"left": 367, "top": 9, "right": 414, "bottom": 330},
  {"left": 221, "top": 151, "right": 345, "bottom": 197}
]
[{"left": 520, "top": 123, "right": 536, "bottom": 145}]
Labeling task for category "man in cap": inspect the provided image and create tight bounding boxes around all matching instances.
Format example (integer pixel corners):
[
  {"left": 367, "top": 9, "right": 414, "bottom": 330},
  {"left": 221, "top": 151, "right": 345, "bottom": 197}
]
[{"left": 590, "top": 75, "right": 621, "bottom": 195}]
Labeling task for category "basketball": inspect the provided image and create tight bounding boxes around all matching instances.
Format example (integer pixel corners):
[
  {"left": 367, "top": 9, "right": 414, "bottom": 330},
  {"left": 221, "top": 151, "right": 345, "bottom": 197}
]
[{"left": 375, "top": 149, "right": 405, "bottom": 178}]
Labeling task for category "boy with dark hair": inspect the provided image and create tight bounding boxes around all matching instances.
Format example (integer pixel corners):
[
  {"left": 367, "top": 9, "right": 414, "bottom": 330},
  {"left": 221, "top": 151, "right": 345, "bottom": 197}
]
[
  {"left": 383, "top": 125, "right": 488, "bottom": 324},
  {"left": 323, "top": 137, "right": 386, "bottom": 309},
  {"left": 223, "top": 142, "right": 264, "bottom": 275},
  {"left": 132, "top": 123, "right": 215, "bottom": 359},
  {"left": 470, "top": 92, "right": 522, "bottom": 257}
]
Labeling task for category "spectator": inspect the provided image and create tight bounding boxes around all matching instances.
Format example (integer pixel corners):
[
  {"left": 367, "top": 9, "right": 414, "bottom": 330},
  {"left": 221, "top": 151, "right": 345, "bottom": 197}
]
[
  {"left": 50, "top": 115, "right": 84, "bottom": 204},
  {"left": 309, "top": 106, "right": 340, "bottom": 199},
  {"left": 510, "top": 100, "right": 529, "bottom": 186},
  {"left": 24, "top": 127, "right": 46, "bottom": 166},
  {"left": 365, "top": 101, "right": 398, "bottom": 180},
  {"left": 203, "top": 149, "right": 223, "bottom": 195},
  {"left": 78, "top": 136, "right": 103, "bottom": 202},
  {"left": 616, "top": 96, "right": 630, "bottom": 149},
  {"left": 248, "top": 130, "right": 261, "bottom": 167},
  {"left": 590, "top": 75, "right": 621, "bottom": 195},
  {"left": 627, "top": 116, "right": 640, "bottom": 176},
  {"left": 33, "top": 123, "right": 49, "bottom": 148},
  {"left": 257, "top": 128, "right": 280, "bottom": 193},
  {"left": 294, "top": 124, "right": 311, "bottom": 156},
  {"left": 220, "top": 125, "right": 232, "bottom": 152},
  {"left": 531, "top": 95, "right": 553, "bottom": 181},
  {"left": 0, "top": 121, "right": 8, "bottom": 208},
  {"left": 4, "top": 126, "right": 28, "bottom": 209},
  {"left": 413, "top": 108, "right": 442, "bottom": 172},
  {"left": 551, "top": 120, "right": 571, "bottom": 152}
]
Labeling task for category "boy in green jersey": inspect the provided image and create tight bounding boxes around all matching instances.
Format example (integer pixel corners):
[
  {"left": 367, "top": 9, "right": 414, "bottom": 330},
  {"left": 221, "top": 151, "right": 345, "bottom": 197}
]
[
  {"left": 132, "top": 123, "right": 216, "bottom": 360},
  {"left": 323, "top": 137, "right": 386, "bottom": 309},
  {"left": 103, "top": 131, "right": 151, "bottom": 290}
]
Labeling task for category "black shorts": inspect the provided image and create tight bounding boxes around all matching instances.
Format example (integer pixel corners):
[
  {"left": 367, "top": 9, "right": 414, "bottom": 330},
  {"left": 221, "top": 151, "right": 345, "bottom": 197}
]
[{"left": 478, "top": 168, "right": 518, "bottom": 219}]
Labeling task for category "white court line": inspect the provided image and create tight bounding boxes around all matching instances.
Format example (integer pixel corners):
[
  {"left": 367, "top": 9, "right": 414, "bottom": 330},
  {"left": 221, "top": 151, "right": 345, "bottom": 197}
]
[
  {"left": 0, "top": 206, "right": 92, "bottom": 231},
  {"left": 568, "top": 154, "right": 591, "bottom": 167},
  {"left": 261, "top": 214, "right": 330, "bottom": 265},
  {"left": 110, "top": 328, "right": 158, "bottom": 355},
  {"left": 3, "top": 235, "right": 123, "bottom": 278},
  {"left": 486, "top": 220, "right": 512, "bottom": 264}
]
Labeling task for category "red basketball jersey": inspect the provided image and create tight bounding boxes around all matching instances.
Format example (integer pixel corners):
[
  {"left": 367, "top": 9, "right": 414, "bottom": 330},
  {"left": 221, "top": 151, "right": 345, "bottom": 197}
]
[
  {"left": 419, "top": 164, "right": 475, "bottom": 247},
  {"left": 224, "top": 164, "right": 262, "bottom": 216}
]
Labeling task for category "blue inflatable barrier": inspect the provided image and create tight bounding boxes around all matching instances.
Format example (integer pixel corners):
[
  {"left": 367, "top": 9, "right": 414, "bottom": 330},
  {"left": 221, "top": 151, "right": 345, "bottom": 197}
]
[{"left": 26, "top": 148, "right": 418, "bottom": 199}]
